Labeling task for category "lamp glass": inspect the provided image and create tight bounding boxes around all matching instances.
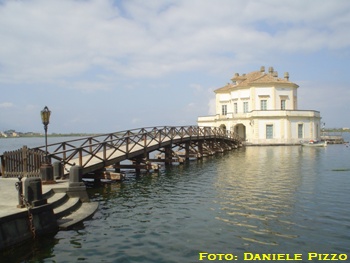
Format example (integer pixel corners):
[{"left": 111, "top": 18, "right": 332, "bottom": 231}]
[{"left": 41, "top": 106, "right": 51, "bottom": 126}]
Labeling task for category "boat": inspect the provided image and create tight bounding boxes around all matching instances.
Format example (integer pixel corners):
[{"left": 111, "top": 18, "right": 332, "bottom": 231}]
[{"left": 300, "top": 140, "right": 328, "bottom": 147}]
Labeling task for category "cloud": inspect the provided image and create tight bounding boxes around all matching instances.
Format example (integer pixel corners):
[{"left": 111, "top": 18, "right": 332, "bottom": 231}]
[
  {"left": 190, "top": 84, "right": 202, "bottom": 92},
  {"left": 64, "top": 81, "right": 112, "bottom": 93},
  {"left": 1, "top": 0, "right": 349, "bottom": 84},
  {"left": 131, "top": 118, "right": 140, "bottom": 124},
  {"left": 0, "top": 102, "right": 13, "bottom": 108},
  {"left": 0, "top": 0, "right": 349, "bottom": 132}
]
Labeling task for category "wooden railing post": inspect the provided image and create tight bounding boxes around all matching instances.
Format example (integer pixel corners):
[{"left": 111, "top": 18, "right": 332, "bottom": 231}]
[
  {"left": 170, "top": 127, "right": 174, "bottom": 139},
  {"left": 158, "top": 128, "right": 161, "bottom": 144},
  {"left": 62, "top": 143, "right": 66, "bottom": 165},
  {"left": 89, "top": 138, "right": 93, "bottom": 153},
  {"left": 79, "top": 148, "right": 83, "bottom": 166},
  {"left": 103, "top": 142, "right": 107, "bottom": 161},
  {"left": 143, "top": 131, "right": 148, "bottom": 158},
  {"left": 126, "top": 133, "right": 130, "bottom": 157},
  {"left": 22, "top": 146, "right": 28, "bottom": 177},
  {"left": 0, "top": 155, "right": 4, "bottom": 177},
  {"left": 143, "top": 132, "right": 147, "bottom": 147}
]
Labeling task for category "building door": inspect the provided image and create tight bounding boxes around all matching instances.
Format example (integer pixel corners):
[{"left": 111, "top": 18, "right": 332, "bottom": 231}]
[{"left": 234, "top": 124, "right": 246, "bottom": 141}]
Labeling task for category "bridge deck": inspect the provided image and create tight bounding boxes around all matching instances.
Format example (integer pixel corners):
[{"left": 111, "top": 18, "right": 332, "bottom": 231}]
[
  {"left": 68, "top": 135, "right": 193, "bottom": 174},
  {"left": 1, "top": 126, "right": 242, "bottom": 178},
  {"left": 69, "top": 136, "right": 163, "bottom": 173}
]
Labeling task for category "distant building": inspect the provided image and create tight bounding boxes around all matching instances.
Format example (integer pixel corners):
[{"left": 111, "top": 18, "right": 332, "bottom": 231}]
[
  {"left": 1, "top": 130, "right": 19, "bottom": 138},
  {"left": 197, "top": 66, "right": 322, "bottom": 145}
]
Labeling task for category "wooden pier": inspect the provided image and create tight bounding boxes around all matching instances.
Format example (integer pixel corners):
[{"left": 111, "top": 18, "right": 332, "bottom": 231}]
[
  {"left": 0, "top": 126, "right": 242, "bottom": 180},
  {"left": 321, "top": 135, "right": 346, "bottom": 144}
]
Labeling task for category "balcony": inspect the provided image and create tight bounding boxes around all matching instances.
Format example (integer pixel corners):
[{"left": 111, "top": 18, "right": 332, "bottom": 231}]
[
  {"left": 198, "top": 113, "right": 234, "bottom": 123},
  {"left": 198, "top": 110, "right": 320, "bottom": 123},
  {"left": 249, "top": 110, "right": 321, "bottom": 118}
]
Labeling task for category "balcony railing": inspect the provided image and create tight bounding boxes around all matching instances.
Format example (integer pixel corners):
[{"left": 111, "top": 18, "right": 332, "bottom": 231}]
[{"left": 198, "top": 110, "right": 321, "bottom": 122}]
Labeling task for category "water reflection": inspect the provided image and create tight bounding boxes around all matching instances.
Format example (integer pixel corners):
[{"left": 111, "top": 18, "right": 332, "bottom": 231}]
[
  {"left": 213, "top": 146, "right": 350, "bottom": 255},
  {"left": 214, "top": 147, "right": 304, "bottom": 246},
  {"left": 1, "top": 144, "right": 349, "bottom": 262}
]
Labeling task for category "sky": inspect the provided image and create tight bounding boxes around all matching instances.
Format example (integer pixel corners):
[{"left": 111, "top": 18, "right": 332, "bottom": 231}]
[{"left": 0, "top": 0, "right": 350, "bottom": 134}]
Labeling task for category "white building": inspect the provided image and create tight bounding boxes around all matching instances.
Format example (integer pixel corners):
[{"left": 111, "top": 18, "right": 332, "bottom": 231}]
[{"left": 197, "top": 66, "right": 322, "bottom": 145}]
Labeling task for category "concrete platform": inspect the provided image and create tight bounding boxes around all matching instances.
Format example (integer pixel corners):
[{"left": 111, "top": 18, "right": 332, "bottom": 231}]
[
  {"left": 0, "top": 178, "right": 69, "bottom": 217},
  {"left": 0, "top": 177, "right": 99, "bottom": 250}
]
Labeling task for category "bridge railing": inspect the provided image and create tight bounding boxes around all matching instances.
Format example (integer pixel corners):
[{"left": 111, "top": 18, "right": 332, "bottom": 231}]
[
  {"left": 0, "top": 146, "right": 48, "bottom": 178},
  {"left": 1, "top": 126, "right": 241, "bottom": 177}
]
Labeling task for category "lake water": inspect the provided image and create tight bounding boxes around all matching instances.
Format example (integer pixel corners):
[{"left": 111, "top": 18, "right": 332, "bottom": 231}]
[{"left": 1, "top": 134, "right": 350, "bottom": 262}]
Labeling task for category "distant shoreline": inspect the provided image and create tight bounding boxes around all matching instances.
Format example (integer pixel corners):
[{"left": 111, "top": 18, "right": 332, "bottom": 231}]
[
  {"left": 0, "top": 133, "right": 102, "bottom": 139},
  {"left": 1, "top": 129, "right": 349, "bottom": 139}
]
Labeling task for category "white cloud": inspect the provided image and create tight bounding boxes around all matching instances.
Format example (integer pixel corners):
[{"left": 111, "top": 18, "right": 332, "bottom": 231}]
[
  {"left": 190, "top": 84, "right": 202, "bottom": 92},
  {"left": 64, "top": 81, "right": 112, "bottom": 93},
  {"left": 131, "top": 118, "right": 140, "bottom": 124},
  {"left": 0, "top": 0, "right": 350, "bottom": 131},
  {"left": 1, "top": 0, "right": 349, "bottom": 84},
  {"left": 0, "top": 102, "right": 13, "bottom": 108}
]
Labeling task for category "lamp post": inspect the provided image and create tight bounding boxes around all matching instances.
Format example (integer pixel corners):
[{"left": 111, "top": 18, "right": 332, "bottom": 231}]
[
  {"left": 40, "top": 106, "right": 55, "bottom": 184},
  {"left": 41, "top": 106, "right": 51, "bottom": 162}
]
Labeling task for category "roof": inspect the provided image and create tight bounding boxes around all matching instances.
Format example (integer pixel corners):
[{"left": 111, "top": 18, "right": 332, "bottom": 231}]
[{"left": 214, "top": 67, "right": 298, "bottom": 93}]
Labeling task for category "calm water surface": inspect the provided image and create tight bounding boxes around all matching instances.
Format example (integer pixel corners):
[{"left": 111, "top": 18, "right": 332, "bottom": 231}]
[{"left": 1, "top": 135, "right": 350, "bottom": 262}]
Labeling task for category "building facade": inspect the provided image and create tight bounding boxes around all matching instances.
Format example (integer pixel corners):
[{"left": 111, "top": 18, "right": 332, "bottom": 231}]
[{"left": 197, "top": 66, "right": 322, "bottom": 145}]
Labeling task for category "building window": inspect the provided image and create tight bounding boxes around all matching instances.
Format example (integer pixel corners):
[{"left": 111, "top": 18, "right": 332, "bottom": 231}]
[
  {"left": 266, "top": 125, "right": 273, "bottom": 139},
  {"left": 234, "top": 103, "right": 238, "bottom": 114},
  {"left": 243, "top": 102, "right": 249, "bottom": 113},
  {"left": 298, "top": 124, "right": 303, "bottom": 139},
  {"left": 222, "top": 105, "right": 227, "bottom": 115},
  {"left": 281, "top": 100, "right": 286, "bottom": 110},
  {"left": 261, "top": 100, "right": 267, "bottom": 110}
]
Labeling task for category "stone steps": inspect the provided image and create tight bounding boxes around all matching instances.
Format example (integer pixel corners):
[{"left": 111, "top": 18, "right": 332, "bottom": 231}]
[
  {"left": 57, "top": 202, "right": 99, "bottom": 230},
  {"left": 53, "top": 197, "right": 81, "bottom": 219},
  {"left": 46, "top": 191, "right": 98, "bottom": 230}
]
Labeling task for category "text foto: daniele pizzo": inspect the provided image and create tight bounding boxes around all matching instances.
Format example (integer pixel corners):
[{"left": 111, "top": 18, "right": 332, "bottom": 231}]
[{"left": 198, "top": 252, "right": 348, "bottom": 261}]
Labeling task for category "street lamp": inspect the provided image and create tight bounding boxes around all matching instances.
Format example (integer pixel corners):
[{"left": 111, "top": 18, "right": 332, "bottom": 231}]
[
  {"left": 40, "top": 106, "right": 55, "bottom": 184},
  {"left": 41, "top": 106, "right": 51, "bottom": 162}
]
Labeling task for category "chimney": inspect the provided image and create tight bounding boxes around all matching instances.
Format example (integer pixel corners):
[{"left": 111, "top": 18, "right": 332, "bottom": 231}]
[
  {"left": 234, "top": 73, "right": 239, "bottom": 77},
  {"left": 268, "top": 66, "right": 274, "bottom": 74},
  {"left": 284, "top": 72, "right": 289, "bottom": 81},
  {"left": 260, "top": 66, "right": 265, "bottom": 73},
  {"left": 273, "top": 71, "right": 278, "bottom": 77}
]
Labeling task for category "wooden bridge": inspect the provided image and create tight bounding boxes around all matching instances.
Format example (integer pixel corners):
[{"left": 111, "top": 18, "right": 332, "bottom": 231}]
[{"left": 1, "top": 126, "right": 242, "bottom": 179}]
